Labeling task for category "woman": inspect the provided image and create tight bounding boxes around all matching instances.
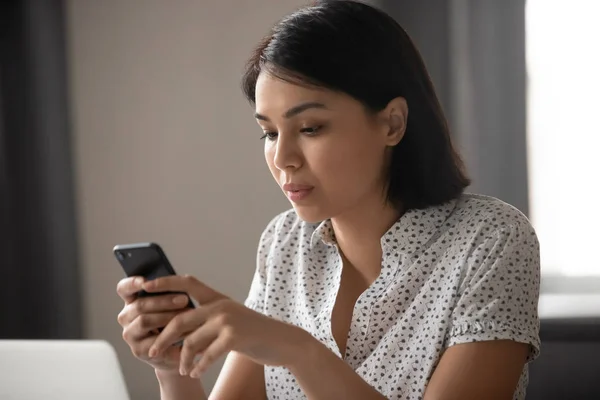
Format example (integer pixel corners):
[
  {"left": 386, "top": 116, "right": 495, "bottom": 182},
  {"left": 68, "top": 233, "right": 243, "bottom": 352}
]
[{"left": 116, "top": 1, "right": 540, "bottom": 399}]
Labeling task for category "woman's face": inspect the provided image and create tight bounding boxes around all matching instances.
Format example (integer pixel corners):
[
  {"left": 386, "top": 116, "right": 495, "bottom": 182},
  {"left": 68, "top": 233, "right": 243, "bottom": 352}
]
[{"left": 254, "top": 72, "right": 403, "bottom": 223}]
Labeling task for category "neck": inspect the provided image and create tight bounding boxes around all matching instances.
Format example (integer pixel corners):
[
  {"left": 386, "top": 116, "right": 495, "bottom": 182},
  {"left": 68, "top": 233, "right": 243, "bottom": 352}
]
[{"left": 330, "top": 198, "right": 402, "bottom": 284}]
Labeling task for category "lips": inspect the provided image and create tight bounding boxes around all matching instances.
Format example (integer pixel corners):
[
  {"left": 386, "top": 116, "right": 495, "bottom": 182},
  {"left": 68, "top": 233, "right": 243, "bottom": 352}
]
[
  {"left": 282, "top": 183, "right": 314, "bottom": 202},
  {"left": 282, "top": 183, "right": 314, "bottom": 191}
]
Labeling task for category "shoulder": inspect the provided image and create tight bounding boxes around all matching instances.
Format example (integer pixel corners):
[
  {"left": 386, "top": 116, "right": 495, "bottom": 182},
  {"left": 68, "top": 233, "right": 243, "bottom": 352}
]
[
  {"left": 452, "top": 193, "right": 537, "bottom": 240},
  {"left": 450, "top": 194, "right": 540, "bottom": 282},
  {"left": 440, "top": 194, "right": 540, "bottom": 284}
]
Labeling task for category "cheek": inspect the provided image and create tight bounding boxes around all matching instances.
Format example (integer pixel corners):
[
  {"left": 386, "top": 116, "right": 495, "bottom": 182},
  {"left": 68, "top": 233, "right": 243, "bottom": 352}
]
[
  {"left": 264, "top": 144, "right": 278, "bottom": 179},
  {"left": 316, "top": 135, "right": 384, "bottom": 193}
]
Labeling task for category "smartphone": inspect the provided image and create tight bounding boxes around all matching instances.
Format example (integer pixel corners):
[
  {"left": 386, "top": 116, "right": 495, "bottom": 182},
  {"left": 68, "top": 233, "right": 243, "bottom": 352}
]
[{"left": 113, "top": 242, "right": 195, "bottom": 309}]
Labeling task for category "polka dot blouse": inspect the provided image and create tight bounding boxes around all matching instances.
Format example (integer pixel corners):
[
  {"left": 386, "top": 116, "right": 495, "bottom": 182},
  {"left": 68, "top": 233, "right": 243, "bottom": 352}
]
[{"left": 244, "top": 194, "right": 541, "bottom": 400}]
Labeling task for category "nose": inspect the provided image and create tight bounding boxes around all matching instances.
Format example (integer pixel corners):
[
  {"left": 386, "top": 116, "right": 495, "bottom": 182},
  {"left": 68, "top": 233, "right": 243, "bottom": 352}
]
[{"left": 272, "top": 133, "right": 302, "bottom": 171}]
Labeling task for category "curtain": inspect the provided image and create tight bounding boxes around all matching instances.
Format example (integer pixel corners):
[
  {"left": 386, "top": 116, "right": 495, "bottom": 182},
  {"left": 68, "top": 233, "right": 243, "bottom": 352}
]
[
  {"left": 377, "top": 0, "right": 529, "bottom": 215},
  {"left": 0, "top": 0, "right": 82, "bottom": 339}
]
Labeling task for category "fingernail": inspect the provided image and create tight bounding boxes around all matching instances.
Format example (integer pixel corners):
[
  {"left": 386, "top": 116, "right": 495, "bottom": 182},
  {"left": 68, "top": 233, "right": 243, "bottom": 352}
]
[
  {"left": 179, "top": 366, "right": 187, "bottom": 376},
  {"left": 134, "top": 277, "right": 144, "bottom": 287},
  {"left": 190, "top": 369, "right": 200, "bottom": 379},
  {"left": 148, "top": 347, "right": 157, "bottom": 358},
  {"left": 173, "top": 295, "right": 188, "bottom": 306},
  {"left": 143, "top": 280, "right": 156, "bottom": 290}
]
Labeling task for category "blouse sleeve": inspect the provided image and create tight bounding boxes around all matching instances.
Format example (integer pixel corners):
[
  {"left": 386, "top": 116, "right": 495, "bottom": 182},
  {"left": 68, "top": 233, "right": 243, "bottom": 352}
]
[
  {"left": 447, "top": 220, "right": 541, "bottom": 361},
  {"left": 243, "top": 214, "right": 280, "bottom": 314}
]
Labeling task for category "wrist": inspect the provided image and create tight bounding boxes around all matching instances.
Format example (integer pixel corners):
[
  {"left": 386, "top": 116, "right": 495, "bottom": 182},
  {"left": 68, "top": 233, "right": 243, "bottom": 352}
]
[
  {"left": 155, "top": 368, "right": 199, "bottom": 384},
  {"left": 283, "top": 327, "right": 326, "bottom": 373},
  {"left": 155, "top": 368, "right": 180, "bottom": 379},
  {"left": 155, "top": 368, "right": 205, "bottom": 399}
]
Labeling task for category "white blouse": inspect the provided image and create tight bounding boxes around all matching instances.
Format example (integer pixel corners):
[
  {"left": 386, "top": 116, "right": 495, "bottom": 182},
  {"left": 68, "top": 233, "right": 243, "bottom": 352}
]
[{"left": 244, "top": 194, "right": 541, "bottom": 400}]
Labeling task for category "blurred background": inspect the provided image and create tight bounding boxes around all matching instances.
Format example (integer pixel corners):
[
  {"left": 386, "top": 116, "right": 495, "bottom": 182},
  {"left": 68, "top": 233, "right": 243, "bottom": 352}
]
[{"left": 1, "top": 0, "right": 598, "bottom": 399}]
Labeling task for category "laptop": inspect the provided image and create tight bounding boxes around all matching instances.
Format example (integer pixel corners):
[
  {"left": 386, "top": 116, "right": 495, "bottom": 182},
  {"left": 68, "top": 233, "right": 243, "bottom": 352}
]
[{"left": 0, "top": 340, "right": 130, "bottom": 400}]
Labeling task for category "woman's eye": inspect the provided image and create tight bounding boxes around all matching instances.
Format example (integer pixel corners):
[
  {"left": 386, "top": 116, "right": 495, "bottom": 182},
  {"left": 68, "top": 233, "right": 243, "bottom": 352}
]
[
  {"left": 259, "top": 132, "right": 278, "bottom": 141},
  {"left": 260, "top": 125, "right": 323, "bottom": 141},
  {"left": 300, "top": 125, "right": 323, "bottom": 135}
]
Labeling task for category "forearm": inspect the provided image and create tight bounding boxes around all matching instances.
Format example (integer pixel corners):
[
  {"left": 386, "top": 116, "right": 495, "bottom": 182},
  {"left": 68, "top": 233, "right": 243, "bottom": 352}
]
[
  {"left": 287, "top": 332, "right": 386, "bottom": 400},
  {"left": 156, "top": 369, "right": 207, "bottom": 400}
]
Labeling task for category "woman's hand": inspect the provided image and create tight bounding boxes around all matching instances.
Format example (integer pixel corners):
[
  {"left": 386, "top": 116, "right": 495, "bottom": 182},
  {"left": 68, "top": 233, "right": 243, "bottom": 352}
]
[
  {"left": 116, "top": 276, "right": 193, "bottom": 371},
  {"left": 143, "top": 275, "right": 310, "bottom": 379}
]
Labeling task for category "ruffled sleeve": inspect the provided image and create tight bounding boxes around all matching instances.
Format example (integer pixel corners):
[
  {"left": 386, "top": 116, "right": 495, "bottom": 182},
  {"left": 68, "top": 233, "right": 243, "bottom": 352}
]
[{"left": 447, "top": 220, "right": 541, "bottom": 361}]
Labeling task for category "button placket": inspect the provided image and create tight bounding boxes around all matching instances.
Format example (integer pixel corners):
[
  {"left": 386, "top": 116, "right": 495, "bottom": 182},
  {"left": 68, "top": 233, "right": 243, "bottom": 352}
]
[
  {"left": 316, "top": 243, "right": 344, "bottom": 357},
  {"left": 345, "top": 244, "right": 403, "bottom": 368}
]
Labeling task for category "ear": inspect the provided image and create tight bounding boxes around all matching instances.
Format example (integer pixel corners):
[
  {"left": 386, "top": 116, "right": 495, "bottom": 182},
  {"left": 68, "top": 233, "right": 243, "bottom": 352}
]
[{"left": 378, "top": 96, "right": 408, "bottom": 146}]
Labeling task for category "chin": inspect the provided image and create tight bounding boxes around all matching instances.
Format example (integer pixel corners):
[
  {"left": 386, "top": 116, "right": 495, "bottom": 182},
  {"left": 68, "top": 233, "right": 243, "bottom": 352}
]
[{"left": 290, "top": 203, "right": 331, "bottom": 224}]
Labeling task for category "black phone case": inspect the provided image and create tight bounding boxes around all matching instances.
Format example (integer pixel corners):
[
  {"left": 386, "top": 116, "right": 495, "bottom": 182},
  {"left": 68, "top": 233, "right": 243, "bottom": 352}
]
[{"left": 113, "top": 242, "right": 195, "bottom": 308}]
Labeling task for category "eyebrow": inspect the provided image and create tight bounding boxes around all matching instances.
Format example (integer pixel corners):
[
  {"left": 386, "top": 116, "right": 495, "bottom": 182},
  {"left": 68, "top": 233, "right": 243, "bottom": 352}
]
[{"left": 254, "top": 102, "right": 329, "bottom": 122}]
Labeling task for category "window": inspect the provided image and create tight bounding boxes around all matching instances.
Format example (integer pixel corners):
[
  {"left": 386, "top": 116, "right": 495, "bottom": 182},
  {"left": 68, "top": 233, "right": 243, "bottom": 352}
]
[{"left": 526, "top": 0, "right": 600, "bottom": 277}]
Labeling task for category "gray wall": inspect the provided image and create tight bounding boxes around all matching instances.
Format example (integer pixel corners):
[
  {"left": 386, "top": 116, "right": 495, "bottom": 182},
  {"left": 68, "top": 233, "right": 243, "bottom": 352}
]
[{"left": 65, "top": 1, "right": 306, "bottom": 398}]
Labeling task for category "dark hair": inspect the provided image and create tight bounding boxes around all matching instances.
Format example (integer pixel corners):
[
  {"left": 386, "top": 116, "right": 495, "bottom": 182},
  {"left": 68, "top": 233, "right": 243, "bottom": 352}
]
[{"left": 242, "top": 0, "right": 470, "bottom": 210}]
